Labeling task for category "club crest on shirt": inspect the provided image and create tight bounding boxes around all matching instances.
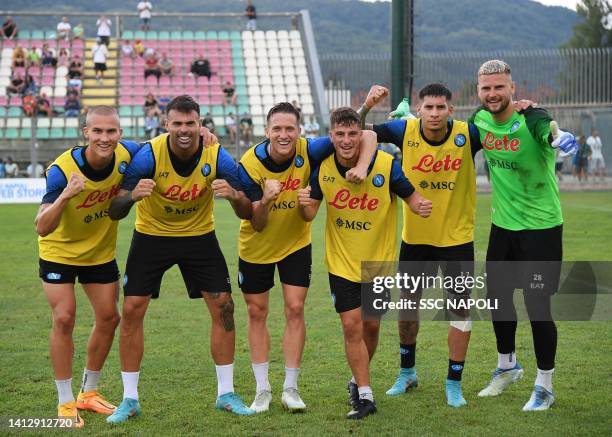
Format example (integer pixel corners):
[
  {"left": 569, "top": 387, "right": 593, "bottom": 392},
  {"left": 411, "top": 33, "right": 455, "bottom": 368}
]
[
  {"left": 372, "top": 174, "right": 385, "bottom": 187},
  {"left": 201, "top": 163, "right": 211, "bottom": 177},
  {"left": 510, "top": 120, "right": 521, "bottom": 133},
  {"left": 295, "top": 155, "right": 304, "bottom": 168},
  {"left": 118, "top": 161, "right": 128, "bottom": 174},
  {"left": 454, "top": 134, "right": 466, "bottom": 147}
]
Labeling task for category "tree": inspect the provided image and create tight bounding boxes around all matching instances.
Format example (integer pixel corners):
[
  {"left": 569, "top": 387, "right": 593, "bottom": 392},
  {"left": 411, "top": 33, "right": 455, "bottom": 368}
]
[{"left": 564, "top": 0, "right": 612, "bottom": 47}]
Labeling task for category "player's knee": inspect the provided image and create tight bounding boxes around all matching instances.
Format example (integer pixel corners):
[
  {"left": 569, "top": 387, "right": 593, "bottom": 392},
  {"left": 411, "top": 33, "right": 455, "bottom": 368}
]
[
  {"left": 247, "top": 302, "right": 268, "bottom": 322},
  {"left": 284, "top": 300, "right": 304, "bottom": 321},
  {"left": 341, "top": 317, "right": 362, "bottom": 342},
  {"left": 362, "top": 320, "right": 380, "bottom": 335},
  {"left": 53, "top": 311, "right": 76, "bottom": 334},
  {"left": 97, "top": 310, "right": 121, "bottom": 330}
]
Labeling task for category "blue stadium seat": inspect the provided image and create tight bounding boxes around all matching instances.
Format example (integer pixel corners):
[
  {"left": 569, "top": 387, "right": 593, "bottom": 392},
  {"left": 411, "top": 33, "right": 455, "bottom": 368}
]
[
  {"left": 212, "top": 106, "right": 224, "bottom": 116},
  {"left": 8, "top": 107, "right": 22, "bottom": 117},
  {"left": 195, "top": 31, "right": 206, "bottom": 40},
  {"left": 230, "top": 31, "right": 241, "bottom": 41},
  {"left": 36, "top": 128, "right": 50, "bottom": 139},
  {"left": 65, "top": 128, "right": 79, "bottom": 138},
  {"left": 6, "top": 128, "right": 18, "bottom": 139},
  {"left": 19, "top": 30, "right": 31, "bottom": 39},
  {"left": 122, "top": 30, "right": 134, "bottom": 40},
  {"left": 170, "top": 31, "right": 182, "bottom": 40},
  {"left": 132, "top": 107, "right": 145, "bottom": 116},
  {"left": 20, "top": 128, "right": 30, "bottom": 139},
  {"left": 146, "top": 30, "right": 158, "bottom": 40},
  {"left": 218, "top": 31, "right": 229, "bottom": 40},
  {"left": 206, "top": 31, "right": 218, "bottom": 40},
  {"left": 134, "top": 31, "right": 146, "bottom": 40},
  {"left": 182, "top": 31, "right": 194, "bottom": 39},
  {"left": 200, "top": 105, "right": 210, "bottom": 116},
  {"left": 119, "top": 106, "right": 132, "bottom": 117},
  {"left": 31, "top": 30, "right": 44, "bottom": 39},
  {"left": 159, "top": 30, "right": 170, "bottom": 39},
  {"left": 50, "top": 128, "right": 63, "bottom": 139}
]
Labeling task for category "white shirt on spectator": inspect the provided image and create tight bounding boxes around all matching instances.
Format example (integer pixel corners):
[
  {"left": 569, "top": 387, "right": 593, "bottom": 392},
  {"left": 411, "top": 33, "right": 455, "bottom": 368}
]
[
  {"left": 97, "top": 18, "right": 112, "bottom": 37},
  {"left": 57, "top": 21, "right": 71, "bottom": 33},
  {"left": 138, "top": 2, "right": 153, "bottom": 19},
  {"left": 5, "top": 162, "right": 19, "bottom": 177},
  {"left": 27, "top": 163, "right": 44, "bottom": 178},
  {"left": 92, "top": 43, "right": 108, "bottom": 63},
  {"left": 587, "top": 135, "right": 603, "bottom": 160}
]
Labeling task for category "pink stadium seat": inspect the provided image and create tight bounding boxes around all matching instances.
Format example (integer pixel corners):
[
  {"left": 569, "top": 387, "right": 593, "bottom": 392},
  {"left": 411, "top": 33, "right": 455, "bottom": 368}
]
[
  {"left": 0, "top": 96, "right": 7, "bottom": 105},
  {"left": 145, "top": 76, "right": 158, "bottom": 86},
  {"left": 52, "top": 96, "right": 64, "bottom": 106},
  {"left": 13, "top": 67, "right": 26, "bottom": 76},
  {"left": 42, "top": 67, "right": 55, "bottom": 77},
  {"left": 210, "top": 95, "right": 223, "bottom": 105},
  {"left": 134, "top": 77, "right": 146, "bottom": 86},
  {"left": 59, "top": 40, "right": 70, "bottom": 49},
  {"left": 159, "top": 76, "right": 170, "bottom": 86},
  {"left": 71, "top": 40, "right": 84, "bottom": 49},
  {"left": 3, "top": 39, "right": 16, "bottom": 48},
  {"left": 41, "top": 77, "right": 53, "bottom": 86},
  {"left": 28, "top": 66, "right": 41, "bottom": 78},
  {"left": 9, "top": 96, "right": 21, "bottom": 106},
  {"left": 30, "top": 39, "right": 45, "bottom": 47}
]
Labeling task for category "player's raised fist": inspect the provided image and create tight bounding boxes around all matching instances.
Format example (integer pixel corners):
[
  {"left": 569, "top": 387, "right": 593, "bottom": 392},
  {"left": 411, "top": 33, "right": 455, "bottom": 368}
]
[
  {"left": 200, "top": 126, "right": 218, "bottom": 147},
  {"left": 62, "top": 173, "right": 85, "bottom": 199},
  {"left": 408, "top": 191, "right": 433, "bottom": 218},
  {"left": 131, "top": 179, "right": 156, "bottom": 201},
  {"left": 365, "top": 85, "right": 389, "bottom": 109},
  {"left": 212, "top": 179, "right": 238, "bottom": 200},
  {"left": 262, "top": 179, "right": 281, "bottom": 205},
  {"left": 297, "top": 185, "right": 313, "bottom": 206}
]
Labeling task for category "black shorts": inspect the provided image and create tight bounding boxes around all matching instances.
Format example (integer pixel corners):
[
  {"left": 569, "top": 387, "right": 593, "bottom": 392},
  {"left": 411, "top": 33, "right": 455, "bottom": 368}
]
[
  {"left": 238, "top": 244, "right": 312, "bottom": 293},
  {"left": 328, "top": 273, "right": 390, "bottom": 316},
  {"left": 123, "top": 230, "right": 231, "bottom": 299},
  {"left": 94, "top": 62, "right": 107, "bottom": 72},
  {"left": 399, "top": 241, "right": 475, "bottom": 295},
  {"left": 39, "top": 258, "right": 119, "bottom": 284},
  {"left": 486, "top": 224, "right": 562, "bottom": 296},
  {"left": 555, "top": 162, "right": 563, "bottom": 172},
  {"left": 98, "top": 36, "right": 110, "bottom": 45}
]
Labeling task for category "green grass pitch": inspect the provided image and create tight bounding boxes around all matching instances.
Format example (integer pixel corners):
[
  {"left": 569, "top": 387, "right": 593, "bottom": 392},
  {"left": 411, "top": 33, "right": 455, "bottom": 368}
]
[{"left": 1, "top": 191, "right": 611, "bottom": 435}]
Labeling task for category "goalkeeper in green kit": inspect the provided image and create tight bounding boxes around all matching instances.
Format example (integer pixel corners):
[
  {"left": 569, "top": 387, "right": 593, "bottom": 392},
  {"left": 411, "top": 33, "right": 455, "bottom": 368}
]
[{"left": 469, "top": 60, "right": 577, "bottom": 411}]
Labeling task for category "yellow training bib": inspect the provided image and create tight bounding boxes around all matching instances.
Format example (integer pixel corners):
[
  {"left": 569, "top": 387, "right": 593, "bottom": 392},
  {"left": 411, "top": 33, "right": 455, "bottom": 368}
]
[
  {"left": 401, "top": 119, "right": 476, "bottom": 246},
  {"left": 135, "top": 133, "right": 219, "bottom": 237}
]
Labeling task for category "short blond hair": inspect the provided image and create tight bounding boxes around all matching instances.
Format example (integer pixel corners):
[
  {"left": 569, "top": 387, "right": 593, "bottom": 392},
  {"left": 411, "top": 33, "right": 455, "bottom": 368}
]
[
  {"left": 85, "top": 106, "right": 119, "bottom": 126},
  {"left": 478, "top": 59, "right": 511, "bottom": 76}
]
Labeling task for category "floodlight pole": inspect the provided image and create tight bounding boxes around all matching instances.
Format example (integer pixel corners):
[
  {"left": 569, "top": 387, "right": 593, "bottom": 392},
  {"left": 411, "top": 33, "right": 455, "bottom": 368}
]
[{"left": 391, "top": 0, "right": 414, "bottom": 108}]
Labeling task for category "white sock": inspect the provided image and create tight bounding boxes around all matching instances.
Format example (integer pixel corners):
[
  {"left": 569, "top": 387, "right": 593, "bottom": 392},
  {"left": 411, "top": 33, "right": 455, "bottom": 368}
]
[
  {"left": 535, "top": 368, "right": 554, "bottom": 392},
  {"left": 216, "top": 363, "right": 234, "bottom": 397},
  {"left": 121, "top": 371, "right": 140, "bottom": 400},
  {"left": 497, "top": 352, "right": 516, "bottom": 370},
  {"left": 357, "top": 386, "right": 373, "bottom": 402},
  {"left": 81, "top": 368, "right": 100, "bottom": 393},
  {"left": 283, "top": 367, "right": 300, "bottom": 391},
  {"left": 350, "top": 376, "right": 356, "bottom": 384},
  {"left": 55, "top": 378, "right": 74, "bottom": 406},
  {"left": 252, "top": 362, "right": 271, "bottom": 393}
]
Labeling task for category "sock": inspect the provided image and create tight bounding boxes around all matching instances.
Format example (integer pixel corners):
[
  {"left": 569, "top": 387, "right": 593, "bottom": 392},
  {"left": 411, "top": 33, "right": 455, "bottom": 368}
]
[
  {"left": 535, "top": 368, "right": 554, "bottom": 392},
  {"left": 252, "top": 362, "right": 271, "bottom": 393},
  {"left": 283, "top": 367, "right": 300, "bottom": 391},
  {"left": 497, "top": 352, "right": 516, "bottom": 370},
  {"left": 357, "top": 386, "right": 374, "bottom": 402},
  {"left": 216, "top": 363, "right": 234, "bottom": 397},
  {"left": 55, "top": 378, "right": 74, "bottom": 406},
  {"left": 81, "top": 368, "right": 100, "bottom": 393},
  {"left": 400, "top": 343, "right": 416, "bottom": 369},
  {"left": 121, "top": 371, "right": 140, "bottom": 400},
  {"left": 350, "top": 376, "right": 356, "bottom": 384},
  {"left": 447, "top": 360, "right": 465, "bottom": 381}
]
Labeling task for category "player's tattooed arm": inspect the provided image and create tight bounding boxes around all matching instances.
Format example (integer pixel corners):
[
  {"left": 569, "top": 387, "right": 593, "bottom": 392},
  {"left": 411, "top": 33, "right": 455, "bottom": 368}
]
[
  {"left": 35, "top": 173, "right": 85, "bottom": 237},
  {"left": 297, "top": 186, "right": 321, "bottom": 222},
  {"left": 250, "top": 179, "right": 281, "bottom": 231},
  {"left": 357, "top": 84, "right": 389, "bottom": 130},
  {"left": 109, "top": 179, "right": 156, "bottom": 220}
]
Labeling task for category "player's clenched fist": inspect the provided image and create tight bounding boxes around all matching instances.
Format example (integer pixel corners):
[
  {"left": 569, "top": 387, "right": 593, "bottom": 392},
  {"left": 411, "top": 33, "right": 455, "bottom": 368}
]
[
  {"left": 262, "top": 179, "right": 281, "bottom": 205},
  {"left": 297, "top": 185, "right": 315, "bottom": 207},
  {"left": 61, "top": 173, "right": 85, "bottom": 199},
  {"left": 212, "top": 179, "right": 238, "bottom": 201},
  {"left": 408, "top": 191, "right": 433, "bottom": 218},
  {"left": 130, "top": 179, "right": 156, "bottom": 201},
  {"left": 365, "top": 85, "right": 389, "bottom": 109}
]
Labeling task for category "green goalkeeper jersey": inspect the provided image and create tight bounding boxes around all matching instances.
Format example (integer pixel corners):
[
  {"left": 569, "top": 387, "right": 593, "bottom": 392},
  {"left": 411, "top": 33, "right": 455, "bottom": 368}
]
[{"left": 469, "top": 107, "right": 563, "bottom": 231}]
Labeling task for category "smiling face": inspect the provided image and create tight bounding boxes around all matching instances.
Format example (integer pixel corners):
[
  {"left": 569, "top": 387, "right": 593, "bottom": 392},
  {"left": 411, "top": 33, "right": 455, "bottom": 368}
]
[
  {"left": 477, "top": 72, "right": 515, "bottom": 116},
  {"left": 83, "top": 112, "right": 121, "bottom": 165},
  {"left": 166, "top": 109, "right": 200, "bottom": 154},
  {"left": 330, "top": 122, "right": 362, "bottom": 164},
  {"left": 265, "top": 111, "right": 300, "bottom": 162}
]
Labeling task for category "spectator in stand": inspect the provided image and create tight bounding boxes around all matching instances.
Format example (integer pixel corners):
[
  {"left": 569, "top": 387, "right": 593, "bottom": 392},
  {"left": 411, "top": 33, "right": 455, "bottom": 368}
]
[
  {"left": 22, "top": 92, "right": 37, "bottom": 116},
  {"left": 57, "top": 48, "right": 70, "bottom": 68},
  {"left": 159, "top": 52, "right": 174, "bottom": 77},
  {"left": 190, "top": 55, "right": 211, "bottom": 79},
  {"left": 64, "top": 93, "right": 81, "bottom": 117},
  {"left": 56, "top": 16, "right": 72, "bottom": 41},
  {"left": 41, "top": 44, "right": 57, "bottom": 67},
  {"left": 68, "top": 54, "right": 83, "bottom": 79},
  {"left": 121, "top": 40, "right": 136, "bottom": 59},
  {"left": 304, "top": 116, "right": 320, "bottom": 137},
  {"left": 6, "top": 72, "right": 26, "bottom": 95},
  {"left": 145, "top": 108, "right": 159, "bottom": 139},
  {"left": 96, "top": 15, "right": 112, "bottom": 46},
  {"left": 37, "top": 93, "right": 54, "bottom": 117},
  {"left": 138, "top": 1, "right": 153, "bottom": 31},
  {"left": 0, "top": 158, "right": 5, "bottom": 178},
  {"left": 27, "top": 46, "right": 41, "bottom": 67},
  {"left": 239, "top": 112, "right": 253, "bottom": 145},
  {"left": 144, "top": 52, "right": 162, "bottom": 81},
  {"left": 225, "top": 112, "right": 237, "bottom": 143},
  {"left": 245, "top": 0, "right": 257, "bottom": 31},
  {"left": 4, "top": 157, "right": 19, "bottom": 178},
  {"left": 292, "top": 99, "right": 302, "bottom": 116},
  {"left": 12, "top": 46, "right": 27, "bottom": 68},
  {"left": 1, "top": 16, "right": 18, "bottom": 39},
  {"left": 202, "top": 112, "right": 215, "bottom": 133},
  {"left": 157, "top": 95, "right": 170, "bottom": 112},
  {"left": 144, "top": 92, "right": 161, "bottom": 117},
  {"left": 134, "top": 39, "right": 145, "bottom": 57},
  {"left": 92, "top": 38, "right": 108, "bottom": 83},
  {"left": 27, "top": 162, "right": 44, "bottom": 178},
  {"left": 72, "top": 23, "right": 84, "bottom": 40},
  {"left": 24, "top": 72, "right": 37, "bottom": 95},
  {"left": 222, "top": 81, "right": 237, "bottom": 106}
]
